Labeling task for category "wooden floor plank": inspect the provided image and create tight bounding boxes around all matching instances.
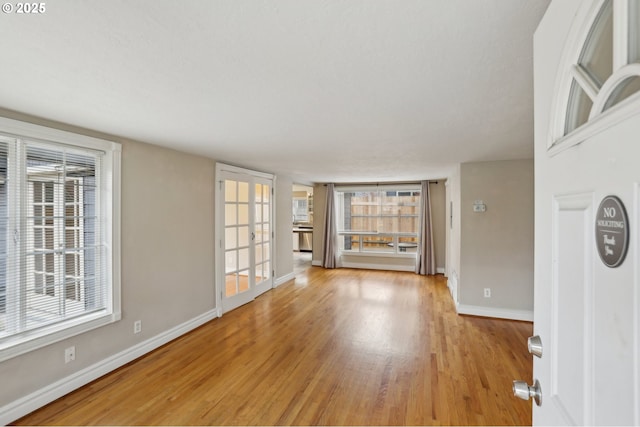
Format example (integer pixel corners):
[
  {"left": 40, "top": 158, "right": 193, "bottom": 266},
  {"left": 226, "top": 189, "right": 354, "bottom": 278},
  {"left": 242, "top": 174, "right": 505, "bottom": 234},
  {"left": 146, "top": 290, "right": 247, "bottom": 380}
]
[{"left": 13, "top": 267, "right": 533, "bottom": 426}]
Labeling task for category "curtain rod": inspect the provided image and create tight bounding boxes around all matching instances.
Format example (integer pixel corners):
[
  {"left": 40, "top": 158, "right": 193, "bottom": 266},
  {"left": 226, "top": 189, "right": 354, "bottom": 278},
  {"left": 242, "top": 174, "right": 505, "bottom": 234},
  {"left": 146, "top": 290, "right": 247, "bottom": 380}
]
[{"left": 323, "top": 180, "right": 439, "bottom": 186}]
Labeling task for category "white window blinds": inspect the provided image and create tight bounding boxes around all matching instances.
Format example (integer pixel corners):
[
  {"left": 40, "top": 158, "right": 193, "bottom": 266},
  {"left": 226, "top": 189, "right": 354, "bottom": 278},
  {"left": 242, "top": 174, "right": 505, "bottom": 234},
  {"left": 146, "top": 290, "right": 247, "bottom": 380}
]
[{"left": 0, "top": 136, "right": 109, "bottom": 348}]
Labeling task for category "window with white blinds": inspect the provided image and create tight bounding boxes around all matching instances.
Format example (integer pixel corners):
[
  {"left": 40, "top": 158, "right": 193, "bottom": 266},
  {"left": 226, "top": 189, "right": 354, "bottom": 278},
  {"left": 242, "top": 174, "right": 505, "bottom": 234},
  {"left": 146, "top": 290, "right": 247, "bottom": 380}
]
[{"left": 0, "top": 118, "right": 121, "bottom": 362}]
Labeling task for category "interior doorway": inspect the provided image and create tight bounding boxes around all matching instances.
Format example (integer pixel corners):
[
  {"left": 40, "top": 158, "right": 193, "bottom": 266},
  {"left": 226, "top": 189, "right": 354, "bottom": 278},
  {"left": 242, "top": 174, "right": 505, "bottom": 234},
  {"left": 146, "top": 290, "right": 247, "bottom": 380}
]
[{"left": 292, "top": 183, "right": 313, "bottom": 272}]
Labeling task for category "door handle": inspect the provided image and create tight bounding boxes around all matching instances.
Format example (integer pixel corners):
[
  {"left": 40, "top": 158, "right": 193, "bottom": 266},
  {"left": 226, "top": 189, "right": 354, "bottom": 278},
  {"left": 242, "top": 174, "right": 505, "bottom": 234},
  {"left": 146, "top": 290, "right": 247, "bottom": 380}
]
[
  {"left": 251, "top": 232, "right": 255, "bottom": 241},
  {"left": 513, "top": 379, "right": 542, "bottom": 406},
  {"left": 528, "top": 335, "right": 543, "bottom": 358}
]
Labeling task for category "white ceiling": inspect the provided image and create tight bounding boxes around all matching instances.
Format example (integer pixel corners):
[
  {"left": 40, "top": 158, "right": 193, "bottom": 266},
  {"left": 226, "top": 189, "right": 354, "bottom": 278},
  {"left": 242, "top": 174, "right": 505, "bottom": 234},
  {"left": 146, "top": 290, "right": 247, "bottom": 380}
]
[{"left": 0, "top": 0, "right": 550, "bottom": 184}]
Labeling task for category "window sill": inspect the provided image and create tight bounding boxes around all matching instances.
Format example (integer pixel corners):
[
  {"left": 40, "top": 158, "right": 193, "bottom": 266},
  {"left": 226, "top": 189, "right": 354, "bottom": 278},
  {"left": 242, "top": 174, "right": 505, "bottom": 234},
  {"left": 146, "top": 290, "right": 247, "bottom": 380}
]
[
  {"left": 0, "top": 309, "right": 120, "bottom": 363},
  {"left": 339, "top": 251, "right": 417, "bottom": 259}
]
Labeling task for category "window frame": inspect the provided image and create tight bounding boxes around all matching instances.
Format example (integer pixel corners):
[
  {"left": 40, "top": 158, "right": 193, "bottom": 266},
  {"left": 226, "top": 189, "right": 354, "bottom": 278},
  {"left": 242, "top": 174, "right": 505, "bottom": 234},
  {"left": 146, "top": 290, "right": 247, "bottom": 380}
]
[
  {"left": 549, "top": 0, "right": 640, "bottom": 156},
  {"left": 0, "top": 117, "right": 121, "bottom": 363},
  {"left": 335, "top": 184, "right": 421, "bottom": 258}
]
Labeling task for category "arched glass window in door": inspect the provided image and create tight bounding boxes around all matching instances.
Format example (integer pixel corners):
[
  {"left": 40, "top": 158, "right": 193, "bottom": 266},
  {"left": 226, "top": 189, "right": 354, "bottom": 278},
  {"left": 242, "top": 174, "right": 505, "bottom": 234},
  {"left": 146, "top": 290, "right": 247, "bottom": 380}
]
[{"left": 556, "top": 0, "right": 640, "bottom": 144}]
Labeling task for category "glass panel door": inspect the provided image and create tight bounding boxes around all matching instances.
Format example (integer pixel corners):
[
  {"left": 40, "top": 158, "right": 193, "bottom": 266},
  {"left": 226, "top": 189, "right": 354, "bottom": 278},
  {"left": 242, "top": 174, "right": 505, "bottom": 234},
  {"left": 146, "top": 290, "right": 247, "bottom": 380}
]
[
  {"left": 219, "top": 170, "right": 274, "bottom": 313},
  {"left": 222, "top": 175, "right": 254, "bottom": 312},
  {"left": 254, "top": 179, "right": 271, "bottom": 297}
]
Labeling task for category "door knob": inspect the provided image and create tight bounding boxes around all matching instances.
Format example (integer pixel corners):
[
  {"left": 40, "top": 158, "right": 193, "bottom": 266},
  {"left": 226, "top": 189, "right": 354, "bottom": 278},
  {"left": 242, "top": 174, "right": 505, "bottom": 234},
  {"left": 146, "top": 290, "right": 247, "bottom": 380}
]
[
  {"left": 528, "top": 335, "right": 543, "bottom": 358},
  {"left": 513, "top": 379, "right": 542, "bottom": 406}
]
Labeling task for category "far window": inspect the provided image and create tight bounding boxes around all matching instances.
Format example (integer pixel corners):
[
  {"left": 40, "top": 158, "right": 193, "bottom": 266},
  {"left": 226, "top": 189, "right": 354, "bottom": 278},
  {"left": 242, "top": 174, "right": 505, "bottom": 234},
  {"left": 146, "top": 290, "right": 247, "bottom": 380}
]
[{"left": 335, "top": 187, "right": 421, "bottom": 255}]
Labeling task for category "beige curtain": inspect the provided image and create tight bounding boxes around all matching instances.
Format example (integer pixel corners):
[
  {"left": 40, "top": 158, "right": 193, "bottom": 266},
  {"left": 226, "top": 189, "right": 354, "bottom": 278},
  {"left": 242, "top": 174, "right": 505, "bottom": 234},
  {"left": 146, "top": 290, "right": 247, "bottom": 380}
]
[
  {"left": 416, "top": 180, "right": 435, "bottom": 275},
  {"left": 322, "top": 183, "right": 337, "bottom": 268}
]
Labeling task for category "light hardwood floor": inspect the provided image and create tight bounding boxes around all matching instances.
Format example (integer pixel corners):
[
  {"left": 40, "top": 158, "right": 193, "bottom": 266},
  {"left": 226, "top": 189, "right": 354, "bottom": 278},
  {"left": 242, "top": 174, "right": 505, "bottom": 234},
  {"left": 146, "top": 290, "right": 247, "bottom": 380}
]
[{"left": 14, "top": 267, "right": 533, "bottom": 426}]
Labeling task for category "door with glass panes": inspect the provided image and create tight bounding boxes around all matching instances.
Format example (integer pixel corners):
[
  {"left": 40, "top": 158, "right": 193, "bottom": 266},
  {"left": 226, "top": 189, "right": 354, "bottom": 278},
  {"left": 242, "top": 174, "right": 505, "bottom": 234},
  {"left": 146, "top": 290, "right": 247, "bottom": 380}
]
[{"left": 218, "top": 168, "right": 273, "bottom": 314}]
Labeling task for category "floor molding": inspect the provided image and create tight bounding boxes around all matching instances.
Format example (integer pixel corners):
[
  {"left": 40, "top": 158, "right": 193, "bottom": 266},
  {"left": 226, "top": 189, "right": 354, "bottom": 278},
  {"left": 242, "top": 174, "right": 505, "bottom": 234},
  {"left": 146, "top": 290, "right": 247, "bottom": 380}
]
[
  {"left": 0, "top": 308, "right": 219, "bottom": 426},
  {"left": 456, "top": 304, "right": 533, "bottom": 322},
  {"left": 274, "top": 272, "right": 296, "bottom": 287}
]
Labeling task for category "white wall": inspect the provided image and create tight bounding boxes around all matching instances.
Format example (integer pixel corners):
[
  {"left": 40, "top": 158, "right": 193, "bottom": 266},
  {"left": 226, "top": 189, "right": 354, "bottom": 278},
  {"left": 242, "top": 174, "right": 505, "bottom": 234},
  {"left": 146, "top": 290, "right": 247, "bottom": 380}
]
[
  {"left": 457, "top": 159, "right": 534, "bottom": 320},
  {"left": 275, "top": 176, "right": 294, "bottom": 283}
]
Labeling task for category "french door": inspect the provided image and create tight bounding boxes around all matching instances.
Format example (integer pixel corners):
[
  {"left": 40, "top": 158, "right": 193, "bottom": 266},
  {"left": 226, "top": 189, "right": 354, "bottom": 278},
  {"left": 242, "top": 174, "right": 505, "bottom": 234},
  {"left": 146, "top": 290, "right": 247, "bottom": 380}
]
[{"left": 216, "top": 164, "right": 273, "bottom": 314}]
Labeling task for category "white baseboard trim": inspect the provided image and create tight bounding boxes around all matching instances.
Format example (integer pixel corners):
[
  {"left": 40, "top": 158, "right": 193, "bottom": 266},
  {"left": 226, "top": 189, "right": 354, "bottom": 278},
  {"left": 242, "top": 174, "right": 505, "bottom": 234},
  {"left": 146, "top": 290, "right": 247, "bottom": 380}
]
[
  {"left": 339, "top": 261, "right": 414, "bottom": 272},
  {"left": 274, "top": 272, "right": 296, "bottom": 287},
  {"left": 0, "top": 308, "right": 220, "bottom": 426},
  {"left": 312, "top": 260, "right": 322, "bottom": 267},
  {"left": 456, "top": 304, "right": 533, "bottom": 322},
  {"left": 436, "top": 267, "right": 445, "bottom": 274}
]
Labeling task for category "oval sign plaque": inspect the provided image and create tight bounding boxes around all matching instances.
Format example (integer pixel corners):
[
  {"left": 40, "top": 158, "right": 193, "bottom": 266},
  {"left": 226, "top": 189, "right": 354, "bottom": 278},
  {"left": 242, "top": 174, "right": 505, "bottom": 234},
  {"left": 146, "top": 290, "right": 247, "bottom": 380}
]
[{"left": 595, "top": 195, "right": 629, "bottom": 268}]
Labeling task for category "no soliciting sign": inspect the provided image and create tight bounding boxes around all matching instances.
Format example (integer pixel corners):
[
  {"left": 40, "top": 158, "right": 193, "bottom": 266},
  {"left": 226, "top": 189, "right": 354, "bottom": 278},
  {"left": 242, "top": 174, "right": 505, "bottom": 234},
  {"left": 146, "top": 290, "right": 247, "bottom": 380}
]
[{"left": 595, "top": 195, "right": 629, "bottom": 268}]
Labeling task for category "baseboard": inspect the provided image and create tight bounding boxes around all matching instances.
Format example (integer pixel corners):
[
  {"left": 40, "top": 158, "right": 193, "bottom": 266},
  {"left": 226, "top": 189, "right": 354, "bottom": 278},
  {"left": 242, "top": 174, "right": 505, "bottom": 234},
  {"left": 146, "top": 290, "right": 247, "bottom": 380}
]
[
  {"left": 0, "top": 308, "right": 220, "bottom": 426},
  {"left": 437, "top": 267, "right": 445, "bottom": 274},
  {"left": 339, "top": 261, "right": 414, "bottom": 272},
  {"left": 456, "top": 304, "right": 533, "bottom": 322},
  {"left": 312, "top": 260, "right": 322, "bottom": 267},
  {"left": 274, "top": 272, "right": 296, "bottom": 287}
]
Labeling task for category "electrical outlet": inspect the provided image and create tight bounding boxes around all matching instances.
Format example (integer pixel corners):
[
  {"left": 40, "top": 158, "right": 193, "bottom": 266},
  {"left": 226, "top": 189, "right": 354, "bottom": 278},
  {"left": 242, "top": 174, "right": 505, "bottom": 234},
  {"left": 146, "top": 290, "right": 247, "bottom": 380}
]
[
  {"left": 134, "top": 320, "right": 142, "bottom": 334},
  {"left": 484, "top": 288, "right": 491, "bottom": 298},
  {"left": 64, "top": 346, "right": 75, "bottom": 363}
]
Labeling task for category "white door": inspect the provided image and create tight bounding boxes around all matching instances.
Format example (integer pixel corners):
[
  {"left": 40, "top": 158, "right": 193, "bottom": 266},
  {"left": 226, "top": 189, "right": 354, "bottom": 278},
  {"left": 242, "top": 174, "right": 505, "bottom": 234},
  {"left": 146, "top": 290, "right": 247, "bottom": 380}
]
[
  {"left": 217, "top": 166, "right": 274, "bottom": 314},
  {"left": 253, "top": 177, "right": 273, "bottom": 298},
  {"left": 530, "top": 1, "right": 640, "bottom": 424},
  {"left": 533, "top": 121, "right": 640, "bottom": 425}
]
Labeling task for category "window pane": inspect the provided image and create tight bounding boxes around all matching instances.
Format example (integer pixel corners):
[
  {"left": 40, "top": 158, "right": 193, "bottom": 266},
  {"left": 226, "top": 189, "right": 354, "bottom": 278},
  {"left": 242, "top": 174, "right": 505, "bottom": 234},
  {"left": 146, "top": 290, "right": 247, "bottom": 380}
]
[
  {"left": 398, "top": 237, "right": 419, "bottom": 253},
  {"left": 255, "top": 184, "right": 262, "bottom": 203},
  {"left": 255, "top": 204, "right": 262, "bottom": 223},
  {"left": 238, "top": 204, "right": 249, "bottom": 225},
  {"left": 362, "top": 235, "right": 393, "bottom": 253},
  {"left": 565, "top": 79, "right": 594, "bottom": 134},
  {"left": 338, "top": 189, "right": 420, "bottom": 233},
  {"left": 238, "top": 248, "right": 249, "bottom": 271},
  {"left": 225, "top": 250, "right": 237, "bottom": 274},
  {"left": 225, "top": 180, "right": 236, "bottom": 202},
  {"left": 238, "top": 182, "right": 249, "bottom": 203},
  {"left": 603, "top": 75, "right": 640, "bottom": 111},
  {"left": 238, "top": 226, "right": 249, "bottom": 247},
  {"left": 225, "top": 273, "right": 238, "bottom": 297},
  {"left": 0, "top": 143, "right": 7, "bottom": 321},
  {"left": 340, "top": 234, "right": 361, "bottom": 252},
  {"left": 262, "top": 224, "right": 270, "bottom": 243},
  {"left": 224, "top": 204, "right": 237, "bottom": 226},
  {"left": 255, "top": 243, "right": 263, "bottom": 264},
  {"left": 225, "top": 227, "right": 237, "bottom": 250},
  {"left": 263, "top": 263, "right": 271, "bottom": 279},
  {"left": 238, "top": 270, "right": 250, "bottom": 293},
  {"left": 578, "top": 0, "right": 613, "bottom": 88}
]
